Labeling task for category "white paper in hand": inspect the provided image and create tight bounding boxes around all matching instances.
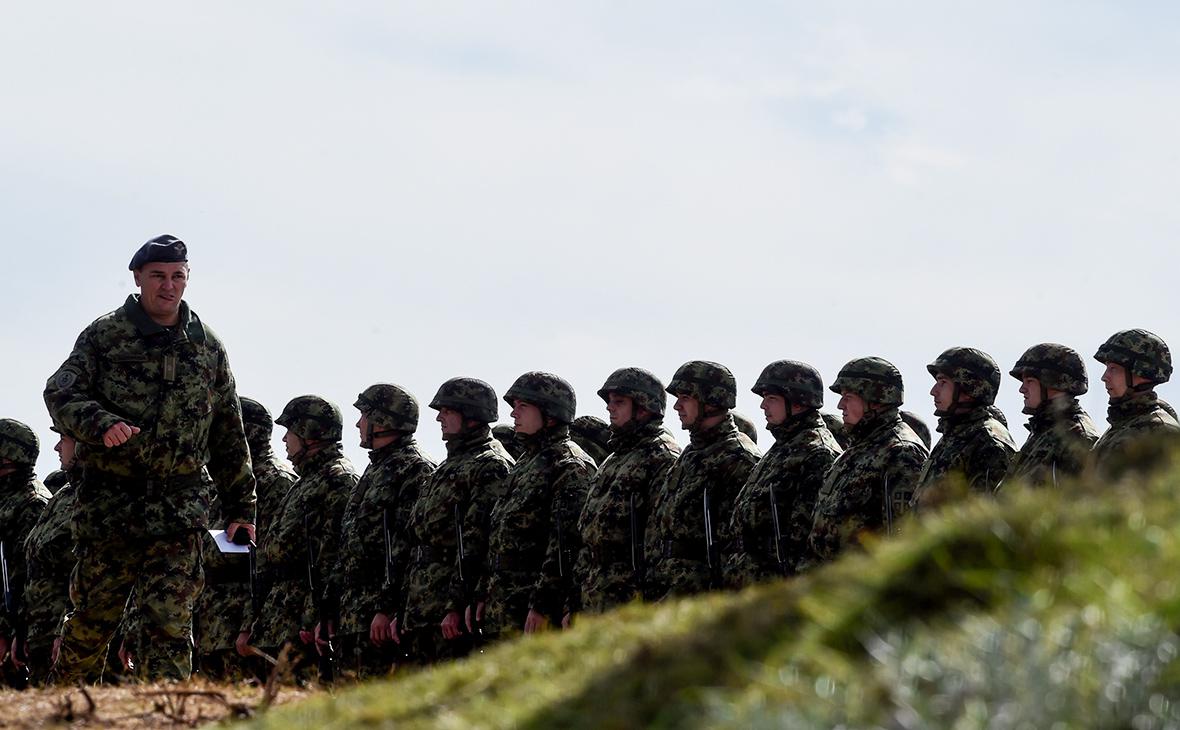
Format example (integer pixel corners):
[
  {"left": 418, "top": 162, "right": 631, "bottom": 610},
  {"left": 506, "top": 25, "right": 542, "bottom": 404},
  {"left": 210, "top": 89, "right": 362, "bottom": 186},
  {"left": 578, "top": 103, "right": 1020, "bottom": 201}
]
[{"left": 209, "top": 529, "right": 250, "bottom": 554}]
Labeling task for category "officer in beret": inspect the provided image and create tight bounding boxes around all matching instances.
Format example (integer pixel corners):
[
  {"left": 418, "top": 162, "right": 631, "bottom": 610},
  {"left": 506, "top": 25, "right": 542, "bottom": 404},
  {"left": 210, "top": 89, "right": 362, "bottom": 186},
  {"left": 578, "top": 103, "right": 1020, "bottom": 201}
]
[{"left": 44, "top": 234, "right": 257, "bottom": 682}]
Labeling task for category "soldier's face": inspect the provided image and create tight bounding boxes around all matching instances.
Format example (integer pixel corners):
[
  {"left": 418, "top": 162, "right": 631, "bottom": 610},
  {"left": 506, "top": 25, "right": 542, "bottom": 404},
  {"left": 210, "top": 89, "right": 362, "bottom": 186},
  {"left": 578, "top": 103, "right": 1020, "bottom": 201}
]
[
  {"left": 436, "top": 407, "right": 464, "bottom": 436},
  {"left": 761, "top": 394, "right": 788, "bottom": 425},
  {"left": 838, "top": 391, "right": 866, "bottom": 426},
  {"left": 512, "top": 400, "right": 544, "bottom": 435},
  {"left": 133, "top": 262, "right": 188, "bottom": 324},
  {"left": 1102, "top": 362, "right": 1129, "bottom": 399},
  {"left": 282, "top": 429, "right": 302, "bottom": 458},
  {"left": 356, "top": 412, "right": 372, "bottom": 448},
  {"left": 1019, "top": 377, "right": 1043, "bottom": 410},
  {"left": 674, "top": 394, "right": 700, "bottom": 428},
  {"left": 55, "top": 434, "right": 77, "bottom": 470},
  {"left": 931, "top": 375, "right": 957, "bottom": 412},
  {"left": 606, "top": 393, "right": 634, "bottom": 427}
]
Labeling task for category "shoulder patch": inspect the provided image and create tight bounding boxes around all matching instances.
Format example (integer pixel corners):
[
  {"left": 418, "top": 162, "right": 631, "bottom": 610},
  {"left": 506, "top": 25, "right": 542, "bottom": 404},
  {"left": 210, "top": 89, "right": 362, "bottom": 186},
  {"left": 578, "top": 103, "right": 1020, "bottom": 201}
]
[{"left": 54, "top": 369, "right": 79, "bottom": 390}]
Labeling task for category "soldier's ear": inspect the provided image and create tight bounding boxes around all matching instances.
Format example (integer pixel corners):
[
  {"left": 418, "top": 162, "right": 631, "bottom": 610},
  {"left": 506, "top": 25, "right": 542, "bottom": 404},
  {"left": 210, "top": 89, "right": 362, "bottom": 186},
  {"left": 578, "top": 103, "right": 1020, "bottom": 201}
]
[{"left": 132, "top": 269, "right": 143, "bottom": 287}]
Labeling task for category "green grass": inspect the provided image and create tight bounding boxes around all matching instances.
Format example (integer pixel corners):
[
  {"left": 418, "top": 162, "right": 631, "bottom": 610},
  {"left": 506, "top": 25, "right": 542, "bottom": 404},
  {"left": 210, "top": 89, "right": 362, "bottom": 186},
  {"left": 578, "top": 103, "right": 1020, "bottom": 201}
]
[{"left": 246, "top": 469, "right": 1180, "bottom": 729}]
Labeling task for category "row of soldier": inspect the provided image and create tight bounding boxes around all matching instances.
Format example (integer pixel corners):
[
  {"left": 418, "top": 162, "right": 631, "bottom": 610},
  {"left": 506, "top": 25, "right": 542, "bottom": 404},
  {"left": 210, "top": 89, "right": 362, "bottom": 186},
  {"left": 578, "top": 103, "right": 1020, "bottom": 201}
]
[{"left": 2, "top": 326, "right": 1177, "bottom": 684}]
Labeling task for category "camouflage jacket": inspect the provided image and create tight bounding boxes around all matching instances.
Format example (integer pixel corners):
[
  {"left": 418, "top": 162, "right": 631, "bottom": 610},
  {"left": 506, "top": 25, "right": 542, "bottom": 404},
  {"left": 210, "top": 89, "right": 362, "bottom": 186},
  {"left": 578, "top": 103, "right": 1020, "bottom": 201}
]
[
  {"left": 572, "top": 421, "right": 680, "bottom": 614},
  {"left": 1003, "top": 398, "right": 1099, "bottom": 488},
  {"left": 248, "top": 444, "right": 357, "bottom": 647},
  {"left": 326, "top": 438, "right": 436, "bottom": 636},
  {"left": 480, "top": 427, "right": 596, "bottom": 633},
  {"left": 401, "top": 426, "right": 513, "bottom": 632},
  {"left": 912, "top": 406, "right": 1016, "bottom": 508},
  {"left": 1, "top": 469, "right": 53, "bottom": 638},
  {"left": 252, "top": 447, "right": 297, "bottom": 541},
  {"left": 806, "top": 408, "right": 929, "bottom": 567},
  {"left": 1092, "top": 391, "right": 1180, "bottom": 478},
  {"left": 644, "top": 415, "right": 760, "bottom": 600},
  {"left": 44, "top": 295, "right": 256, "bottom": 532},
  {"left": 722, "top": 412, "right": 842, "bottom": 587}
]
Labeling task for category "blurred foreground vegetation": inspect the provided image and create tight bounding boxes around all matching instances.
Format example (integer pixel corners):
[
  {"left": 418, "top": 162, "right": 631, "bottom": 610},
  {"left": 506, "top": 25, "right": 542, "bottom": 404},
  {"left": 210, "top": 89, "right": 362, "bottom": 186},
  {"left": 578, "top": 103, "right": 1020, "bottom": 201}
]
[{"left": 249, "top": 469, "right": 1180, "bottom": 729}]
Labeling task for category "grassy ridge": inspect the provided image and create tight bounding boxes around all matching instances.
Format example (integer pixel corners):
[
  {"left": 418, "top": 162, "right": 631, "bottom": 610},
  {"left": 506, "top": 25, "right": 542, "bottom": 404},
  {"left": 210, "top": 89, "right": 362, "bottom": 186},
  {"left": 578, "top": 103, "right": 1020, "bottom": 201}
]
[{"left": 249, "top": 471, "right": 1180, "bottom": 729}]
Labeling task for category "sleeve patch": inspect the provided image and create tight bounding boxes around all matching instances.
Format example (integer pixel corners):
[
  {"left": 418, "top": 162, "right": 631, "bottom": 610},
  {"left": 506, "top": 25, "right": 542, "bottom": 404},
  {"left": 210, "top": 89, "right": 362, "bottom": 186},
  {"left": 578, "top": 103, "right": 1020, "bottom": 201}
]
[{"left": 54, "top": 370, "right": 79, "bottom": 390}]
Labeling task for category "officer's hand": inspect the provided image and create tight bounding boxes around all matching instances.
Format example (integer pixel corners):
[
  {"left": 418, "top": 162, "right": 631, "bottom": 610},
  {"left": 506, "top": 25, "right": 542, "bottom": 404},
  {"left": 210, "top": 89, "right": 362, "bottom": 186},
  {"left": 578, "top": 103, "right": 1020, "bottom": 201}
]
[
  {"left": 561, "top": 612, "right": 573, "bottom": 630},
  {"left": 235, "top": 631, "right": 253, "bottom": 657},
  {"left": 228, "top": 522, "right": 256, "bottom": 545},
  {"left": 370, "top": 613, "right": 391, "bottom": 646},
  {"left": 440, "top": 611, "right": 462, "bottom": 640},
  {"left": 103, "top": 422, "right": 141, "bottom": 448},
  {"left": 524, "top": 609, "right": 549, "bottom": 634}
]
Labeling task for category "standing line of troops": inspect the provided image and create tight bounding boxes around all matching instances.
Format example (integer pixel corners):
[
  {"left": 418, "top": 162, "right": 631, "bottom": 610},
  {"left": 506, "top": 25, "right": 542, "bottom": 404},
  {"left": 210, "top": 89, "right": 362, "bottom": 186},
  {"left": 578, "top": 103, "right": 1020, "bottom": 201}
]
[{"left": 2, "top": 235, "right": 1180, "bottom": 686}]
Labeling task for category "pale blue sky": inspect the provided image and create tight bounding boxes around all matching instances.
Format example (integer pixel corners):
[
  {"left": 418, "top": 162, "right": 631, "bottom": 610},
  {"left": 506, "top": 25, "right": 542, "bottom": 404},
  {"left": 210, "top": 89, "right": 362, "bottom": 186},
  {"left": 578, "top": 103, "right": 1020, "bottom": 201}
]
[{"left": 3, "top": 2, "right": 1180, "bottom": 475}]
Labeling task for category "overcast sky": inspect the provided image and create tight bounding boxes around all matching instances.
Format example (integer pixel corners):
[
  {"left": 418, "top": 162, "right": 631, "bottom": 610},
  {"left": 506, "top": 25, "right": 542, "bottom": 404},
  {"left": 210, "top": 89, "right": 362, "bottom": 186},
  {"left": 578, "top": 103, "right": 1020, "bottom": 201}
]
[{"left": 4, "top": 2, "right": 1180, "bottom": 476}]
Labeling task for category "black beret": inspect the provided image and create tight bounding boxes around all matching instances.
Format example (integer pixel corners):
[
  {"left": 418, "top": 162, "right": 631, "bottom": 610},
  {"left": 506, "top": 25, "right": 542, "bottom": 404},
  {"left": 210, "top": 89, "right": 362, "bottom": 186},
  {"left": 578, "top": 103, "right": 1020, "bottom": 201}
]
[{"left": 128, "top": 234, "right": 188, "bottom": 271}]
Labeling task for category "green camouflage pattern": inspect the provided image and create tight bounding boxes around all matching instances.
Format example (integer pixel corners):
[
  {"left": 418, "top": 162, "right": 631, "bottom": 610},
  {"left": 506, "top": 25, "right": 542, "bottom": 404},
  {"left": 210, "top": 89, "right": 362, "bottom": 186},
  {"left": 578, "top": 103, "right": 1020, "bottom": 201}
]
[
  {"left": 573, "top": 421, "right": 680, "bottom": 614},
  {"left": 900, "top": 410, "right": 933, "bottom": 449},
  {"left": 722, "top": 411, "right": 842, "bottom": 587},
  {"left": 570, "top": 415, "right": 612, "bottom": 466},
  {"left": 1092, "top": 391, "right": 1180, "bottom": 478},
  {"left": 503, "top": 372, "right": 577, "bottom": 425},
  {"left": 21, "top": 472, "right": 78, "bottom": 669},
  {"left": 0, "top": 467, "right": 51, "bottom": 639},
  {"left": 911, "top": 407, "right": 1016, "bottom": 506},
  {"left": 1009, "top": 343, "right": 1089, "bottom": 397},
  {"left": 822, "top": 412, "right": 850, "bottom": 449},
  {"left": 44, "top": 295, "right": 256, "bottom": 526},
  {"left": 666, "top": 361, "right": 737, "bottom": 410},
  {"left": 492, "top": 424, "right": 525, "bottom": 461},
  {"left": 401, "top": 426, "right": 513, "bottom": 660},
  {"left": 430, "top": 377, "right": 500, "bottom": 424},
  {"left": 355, "top": 383, "right": 420, "bottom": 434},
  {"left": 248, "top": 444, "right": 358, "bottom": 649},
  {"left": 1003, "top": 397, "right": 1099, "bottom": 488},
  {"left": 829, "top": 357, "right": 905, "bottom": 407},
  {"left": 0, "top": 419, "right": 39, "bottom": 465},
  {"left": 1094, "top": 329, "right": 1173, "bottom": 385},
  {"left": 644, "top": 415, "right": 759, "bottom": 600},
  {"left": 926, "top": 347, "right": 1002, "bottom": 405},
  {"left": 239, "top": 396, "right": 275, "bottom": 453},
  {"left": 480, "top": 427, "right": 595, "bottom": 635},
  {"left": 751, "top": 360, "right": 826, "bottom": 409},
  {"left": 805, "top": 407, "right": 929, "bottom": 567},
  {"left": 276, "top": 395, "right": 344, "bottom": 444},
  {"left": 597, "top": 367, "right": 667, "bottom": 416},
  {"left": 731, "top": 412, "right": 760, "bottom": 446}
]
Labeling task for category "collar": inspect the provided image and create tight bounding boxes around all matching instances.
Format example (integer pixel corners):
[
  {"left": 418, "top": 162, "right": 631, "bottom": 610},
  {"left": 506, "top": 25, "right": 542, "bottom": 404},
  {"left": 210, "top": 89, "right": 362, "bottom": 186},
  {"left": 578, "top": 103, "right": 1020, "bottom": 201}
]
[
  {"left": 516, "top": 425, "right": 571, "bottom": 454},
  {"left": 122, "top": 294, "right": 206, "bottom": 343},
  {"left": 293, "top": 442, "right": 345, "bottom": 476},
  {"left": 767, "top": 410, "right": 823, "bottom": 445},
  {"left": 847, "top": 406, "right": 902, "bottom": 444},
  {"left": 367, "top": 436, "right": 417, "bottom": 465},
  {"left": 607, "top": 419, "right": 666, "bottom": 451},
  {"left": 1024, "top": 396, "right": 1084, "bottom": 434},
  {"left": 445, "top": 425, "right": 496, "bottom": 457},
  {"left": 688, "top": 414, "right": 737, "bottom": 448},
  {"left": 935, "top": 404, "right": 992, "bottom": 435},
  {"left": 1107, "top": 389, "right": 1162, "bottom": 425}
]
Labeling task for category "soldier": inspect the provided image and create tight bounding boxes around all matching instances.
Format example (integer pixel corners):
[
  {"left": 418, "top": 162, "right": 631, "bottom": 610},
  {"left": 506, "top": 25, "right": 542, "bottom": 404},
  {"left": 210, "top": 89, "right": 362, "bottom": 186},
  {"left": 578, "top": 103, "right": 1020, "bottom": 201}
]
[
  {"left": 1091, "top": 329, "right": 1180, "bottom": 476},
  {"left": 19, "top": 424, "right": 82, "bottom": 684},
  {"left": 573, "top": 368, "right": 681, "bottom": 615},
  {"left": 900, "top": 411, "right": 933, "bottom": 450},
  {"left": 723, "top": 361, "right": 843, "bottom": 587},
  {"left": 477, "top": 373, "right": 596, "bottom": 639},
  {"left": 398, "top": 378, "right": 513, "bottom": 664},
  {"left": 822, "top": 412, "right": 851, "bottom": 449},
  {"left": 570, "top": 416, "right": 612, "bottom": 467},
  {"left": 492, "top": 424, "right": 525, "bottom": 461},
  {"left": 806, "top": 358, "right": 929, "bottom": 566},
  {"left": 645, "top": 361, "right": 759, "bottom": 600},
  {"left": 731, "top": 412, "right": 762, "bottom": 454},
  {"left": 0, "top": 420, "right": 51, "bottom": 687},
  {"left": 195, "top": 397, "right": 297, "bottom": 681},
  {"left": 318, "top": 385, "right": 436, "bottom": 679},
  {"left": 1002, "top": 344, "right": 1100, "bottom": 488},
  {"left": 911, "top": 347, "right": 1016, "bottom": 508},
  {"left": 44, "top": 235, "right": 256, "bottom": 682},
  {"left": 236, "top": 396, "right": 358, "bottom": 682}
]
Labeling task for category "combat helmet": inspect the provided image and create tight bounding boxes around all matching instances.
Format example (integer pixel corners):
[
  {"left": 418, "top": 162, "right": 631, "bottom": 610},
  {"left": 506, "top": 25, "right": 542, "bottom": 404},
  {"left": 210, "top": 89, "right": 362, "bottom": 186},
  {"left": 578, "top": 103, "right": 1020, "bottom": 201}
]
[
  {"left": 355, "top": 383, "right": 420, "bottom": 436},
  {"left": 570, "top": 415, "right": 611, "bottom": 463},
  {"left": 731, "top": 412, "right": 759, "bottom": 444},
  {"left": 751, "top": 360, "right": 825, "bottom": 409},
  {"left": 829, "top": 357, "right": 905, "bottom": 407},
  {"left": 275, "top": 395, "right": 343, "bottom": 442},
  {"left": 666, "top": 361, "right": 737, "bottom": 410},
  {"left": 429, "top": 377, "right": 499, "bottom": 423},
  {"left": 0, "top": 419, "right": 39, "bottom": 466},
  {"left": 1094, "top": 329, "right": 1173, "bottom": 387},
  {"left": 900, "top": 410, "right": 933, "bottom": 449},
  {"left": 239, "top": 397, "right": 274, "bottom": 448},
  {"left": 927, "top": 347, "right": 1002, "bottom": 406},
  {"left": 1009, "top": 343, "right": 1088, "bottom": 396},
  {"left": 504, "top": 372, "right": 577, "bottom": 425},
  {"left": 597, "top": 367, "right": 667, "bottom": 417}
]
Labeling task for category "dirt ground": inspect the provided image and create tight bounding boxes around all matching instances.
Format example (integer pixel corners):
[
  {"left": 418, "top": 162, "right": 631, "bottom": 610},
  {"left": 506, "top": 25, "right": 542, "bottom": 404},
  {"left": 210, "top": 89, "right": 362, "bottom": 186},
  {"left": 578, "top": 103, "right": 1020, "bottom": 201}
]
[{"left": 0, "top": 680, "right": 316, "bottom": 728}]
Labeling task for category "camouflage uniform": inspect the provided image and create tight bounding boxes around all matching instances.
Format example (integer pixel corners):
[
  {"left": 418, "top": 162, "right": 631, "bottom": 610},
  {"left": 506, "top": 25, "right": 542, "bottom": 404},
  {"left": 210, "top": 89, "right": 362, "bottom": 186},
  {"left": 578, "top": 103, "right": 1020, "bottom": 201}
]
[
  {"left": 645, "top": 362, "right": 759, "bottom": 600},
  {"left": 325, "top": 385, "right": 436, "bottom": 678},
  {"left": 912, "top": 348, "right": 1016, "bottom": 508},
  {"left": 723, "top": 362, "right": 842, "bottom": 587},
  {"left": 1091, "top": 330, "right": 1180, "bottom": 477},
  {"left": 570, "top": 415, "right": 612, "bottom": 467},
  {"left": 822, "top": 412, "right": 851, "bottom": 449},
  {"left": 732, "top": 412, "right": 762, "bottom": 452},
  {"left": 806, "top": 358, "right": 929, "bottom": 567},
  {"left": 480, "top": 373, "right": 596, "bottom": 638},
  {"left": 248, "top": 396, "right": 358, "bottom": 676},
  {"left": 900, "top": 411, "right": 933, "bottom": 450},
  {"left": 573, "top": 368, "right": 680, "bottom": 614},
  {"left": 401, "top": 378, "right": 513, "bottom": 664},
  {"left": 492, "top": 424, "right": 525, "bottom": 461},
  {"left": 0, "top": 421, "right": 51, "bottom": 687},
  {"left": 21, "top": 467, "right": 78, "bottom": 684},
  {"left": 1002, "top": 344, "right": 1099, "bottom": 488},
  {"left": 44, "top": 241, "right": 256, "bottom": 681}
]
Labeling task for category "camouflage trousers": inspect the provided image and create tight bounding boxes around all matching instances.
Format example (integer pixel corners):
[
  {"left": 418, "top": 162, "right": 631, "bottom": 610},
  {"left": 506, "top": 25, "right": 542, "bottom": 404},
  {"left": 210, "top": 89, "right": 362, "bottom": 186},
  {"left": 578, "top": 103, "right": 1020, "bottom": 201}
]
[{"left": 55, "top": 532, "right": 203, "bottom": 683}]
